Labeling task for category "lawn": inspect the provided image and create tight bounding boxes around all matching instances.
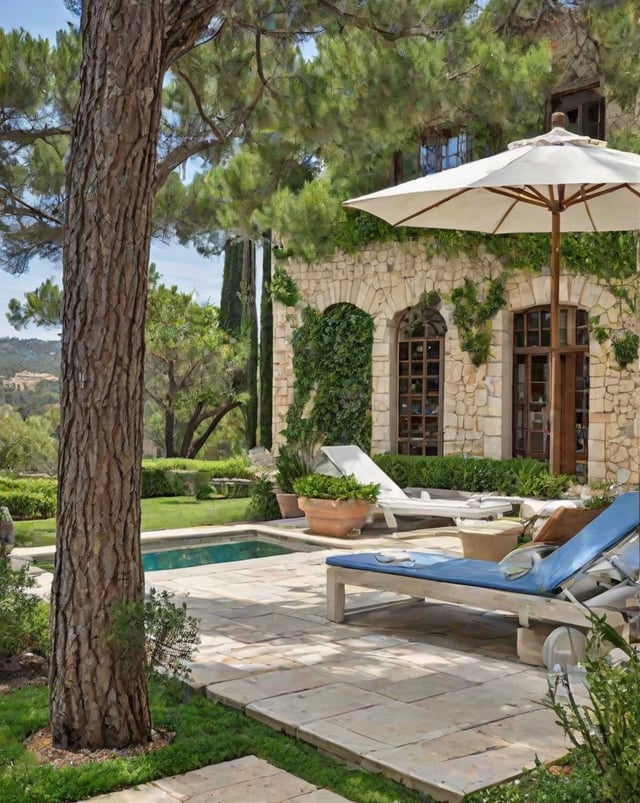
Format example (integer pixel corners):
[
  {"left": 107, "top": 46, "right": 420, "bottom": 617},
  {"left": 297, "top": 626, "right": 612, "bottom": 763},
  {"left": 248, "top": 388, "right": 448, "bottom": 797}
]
[
  {"left": 14, "top": 496, "right": 252, "bottom": 546},
  {"left": 0, "top": 680, "right": 426, "bottom": 803}
]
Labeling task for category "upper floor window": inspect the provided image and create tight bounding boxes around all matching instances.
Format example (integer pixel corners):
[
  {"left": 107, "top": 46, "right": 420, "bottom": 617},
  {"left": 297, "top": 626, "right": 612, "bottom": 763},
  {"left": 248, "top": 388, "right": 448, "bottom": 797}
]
[
  {"left": 420, "top": 128, "right": 471, "bottom": 175},
  {"left": 551, "top": 86, "right": 605, "bottom": 139}
]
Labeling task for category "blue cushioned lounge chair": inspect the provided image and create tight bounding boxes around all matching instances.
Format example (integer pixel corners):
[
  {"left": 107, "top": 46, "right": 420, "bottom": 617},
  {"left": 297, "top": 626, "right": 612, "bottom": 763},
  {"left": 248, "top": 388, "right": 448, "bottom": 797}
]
[{"left": 326, "top": 492, "right": 640, "bottom": 663}]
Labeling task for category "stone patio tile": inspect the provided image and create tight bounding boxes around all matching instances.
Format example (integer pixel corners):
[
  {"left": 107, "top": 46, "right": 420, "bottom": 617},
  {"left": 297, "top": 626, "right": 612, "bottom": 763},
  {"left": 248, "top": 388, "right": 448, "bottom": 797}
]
[
  {"left": 362, "top": 728, "right": 511, "bottom": 778},
  {"left": 298, "top": 717, "right": 391, "bottom": 762},
  {"left": 154, "top": 756, "right": 278, "bottom": 795},
  {"left": 416, "top": 685, "right": 544, "bottom": 729},
  {"left": 333, "top": 633, "right": 412, "bottom": 650},
  {"left": 231, "top": 612, "right": 319, "bottom": 637},
  {"left": 291, "top": 791, "right": 352, "bottom": 802},
  {"left": 309, "top": 655, "right": 433, "bottom": 685},
  {"left": 206, "top": 652, "right": 305, "bottom": 675},
  {"left": 356, "top": 670, "right": 477, "bottom": 702},
  {"left": 188, "top": 659, "right": 254, "bottom": 687},
  {"left": 246, "top": 683, "right": 392, "bottom": 735},
  {"left": 189, "top": 772, "right": 316, "bottom": 802},
  {"left": 205, "top": 667, "right": 334, "bottom": 707},
  {"left": 413, "top": 743, "right": 542, "bottom": 799},
  {"left": 478, "top": 707, "right": 572, "bottom": 755},
  {"left": 319, "top": 699, "right": 462, "bottom": 747}
]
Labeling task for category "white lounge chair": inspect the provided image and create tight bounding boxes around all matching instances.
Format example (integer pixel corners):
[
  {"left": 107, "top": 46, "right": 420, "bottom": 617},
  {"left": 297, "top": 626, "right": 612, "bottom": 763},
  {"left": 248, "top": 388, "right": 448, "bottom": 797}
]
[
  {"left": 326, "top": 492, "right": 640, "bottom": 663},
  {"left": 320, "top": 445, "right": 516, "bottom": 527}
]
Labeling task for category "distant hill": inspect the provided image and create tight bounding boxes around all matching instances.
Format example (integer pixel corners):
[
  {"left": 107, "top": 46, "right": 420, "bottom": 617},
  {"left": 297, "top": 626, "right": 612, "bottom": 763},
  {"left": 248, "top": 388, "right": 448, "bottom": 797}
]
[{"left": 0, "top": 337, "right": 61, "bottom": 380}]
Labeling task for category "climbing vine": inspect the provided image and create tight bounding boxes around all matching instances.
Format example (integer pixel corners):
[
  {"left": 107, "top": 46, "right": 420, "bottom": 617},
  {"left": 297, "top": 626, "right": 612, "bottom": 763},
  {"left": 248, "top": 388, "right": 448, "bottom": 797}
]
[
  {"left": 283, "top": 304, "right": 374, "bottom": 451},
  {"left": 447, "top": 276, "right": 507, "bottom": 366},
  {"left": 267, "top": 265, "right": 301, "bottom": 307}
]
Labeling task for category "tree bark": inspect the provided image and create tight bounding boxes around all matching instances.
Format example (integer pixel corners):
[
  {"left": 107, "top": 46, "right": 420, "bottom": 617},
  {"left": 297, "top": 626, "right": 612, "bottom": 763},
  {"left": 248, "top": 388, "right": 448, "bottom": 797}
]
[{"left": 50, "top": 0, "right": 227, "bottom": 751}]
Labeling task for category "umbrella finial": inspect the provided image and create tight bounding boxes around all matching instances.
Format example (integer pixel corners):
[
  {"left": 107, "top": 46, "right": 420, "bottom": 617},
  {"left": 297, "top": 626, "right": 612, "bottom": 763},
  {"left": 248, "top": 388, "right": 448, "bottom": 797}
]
[{"left": 551, "top": 111, "right": 565, "bottom": 129}]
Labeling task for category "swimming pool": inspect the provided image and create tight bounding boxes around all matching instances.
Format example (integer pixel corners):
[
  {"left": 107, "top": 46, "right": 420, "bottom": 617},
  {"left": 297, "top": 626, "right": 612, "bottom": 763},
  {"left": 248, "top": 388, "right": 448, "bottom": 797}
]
[{"left": 142, "top": 538, "right": 297, "bottom": 571}]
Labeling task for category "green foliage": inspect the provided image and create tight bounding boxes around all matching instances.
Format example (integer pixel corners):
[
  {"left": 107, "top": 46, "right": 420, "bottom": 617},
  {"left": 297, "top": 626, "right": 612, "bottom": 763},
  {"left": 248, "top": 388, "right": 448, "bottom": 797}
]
[
  {"left": 110, "top": 588, "right": 200, "bottom": 679},
  {"left": 246, "top": 476, "right": 281, "bottom": 521},
  {"left": 219, "top": 239, "right": 244, "bottom": 336},
  {"left": 141, "top": 469, "right": 187, "bottom": 499},
  {"left": 293, "top": 473, "right": 379, "bottom": 504},
  {"left": 372, "top": 453, "right": 574, "bottom": 498},
  {"left": 142, "top": 457, "right": 253, "bottom": 477},
  {"left": 275, "top": 442, "right": 317, "bottom": 493},
  {"left": 285, "top": 304, "right": 374, "bottom": 451},
  {"left": 611, "top": 331, "right": 639, "bottom": 370},
  {"left": 373, "top": 453, "right": 515, "bottom": 494},
  {"left": 0, "top": 407, "right": 58, "bottom": 474},
  {"left": 0, "top": 476, "right": 57, "bottom": 518},
  {"left": 518, "top": 471, "right": 573, "bottom": 499},
  {"left": 466, "top": 751, "right": 602, "bottom": 803},
  {"left": 144, "top": 588, "right": 200, "bottom": 680},
  {"left": 582, "top": 481, "right": 617, "bottom": 509},
  {"left": 448, "top": 277, "right": 507, "bottom": 366},
  {"left": 145, "top": 269, "right": 246, "bottom": 459},
  {"left": 546, "top": 616, "right": 640, "bottom": 803},
  {"left": 267, "top": 266, "right": 301, "bottom": 307},
  {"left": 0, "top": 547, "right": 49, "bottom": 657},
  {"left": 6, "top": 278, "right": 62, "bottom": 330}
]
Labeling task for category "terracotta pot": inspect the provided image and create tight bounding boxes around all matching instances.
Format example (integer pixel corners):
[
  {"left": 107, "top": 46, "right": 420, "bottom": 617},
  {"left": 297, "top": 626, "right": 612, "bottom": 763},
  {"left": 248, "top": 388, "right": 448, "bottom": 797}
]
[
  {"left": 298, "top": 496, "right": 369, "bottom": 538},
  {"left": 275, "top": 492, "right": 304, "bottom": 519}
]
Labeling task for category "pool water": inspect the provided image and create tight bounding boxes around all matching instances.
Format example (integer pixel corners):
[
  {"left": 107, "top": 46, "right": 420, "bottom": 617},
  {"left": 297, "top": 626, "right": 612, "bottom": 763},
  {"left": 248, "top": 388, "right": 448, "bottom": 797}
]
[{"left": 142, "top": 539, "right": 296, "bottom": 572}]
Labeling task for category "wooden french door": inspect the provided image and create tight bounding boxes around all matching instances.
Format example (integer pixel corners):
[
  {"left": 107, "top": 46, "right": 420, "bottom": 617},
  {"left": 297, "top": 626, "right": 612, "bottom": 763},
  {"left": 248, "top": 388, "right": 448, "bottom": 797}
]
[{"left": 513, "top": 308, "right": 589, "bottom": 478}]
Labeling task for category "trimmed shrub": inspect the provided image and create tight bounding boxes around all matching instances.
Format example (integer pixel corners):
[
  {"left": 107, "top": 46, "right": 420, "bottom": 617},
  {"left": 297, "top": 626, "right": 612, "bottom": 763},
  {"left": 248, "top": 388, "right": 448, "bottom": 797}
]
[
  {"left": 0, "top": 547, "right": 49, "bottom": 657},
  {"left": 141, "top": 468, "right": 187, "bottom": 498},
  {"left": 142, "top": 457, "right": 254, "bottom": 479},
  {"left": 373, "top": 454, "right": 517, "bottom": 494}
]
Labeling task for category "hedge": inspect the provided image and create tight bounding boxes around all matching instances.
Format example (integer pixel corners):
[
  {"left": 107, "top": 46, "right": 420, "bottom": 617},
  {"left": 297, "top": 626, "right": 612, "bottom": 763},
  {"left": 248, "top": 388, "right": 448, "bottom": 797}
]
[{"left": 373, "top": 454, "right": 530, "bottom": 495}]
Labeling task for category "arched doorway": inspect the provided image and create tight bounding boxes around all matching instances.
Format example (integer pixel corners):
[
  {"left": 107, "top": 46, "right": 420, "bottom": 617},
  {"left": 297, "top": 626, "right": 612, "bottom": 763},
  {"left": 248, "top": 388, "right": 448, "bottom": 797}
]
[
  {"left": 513, "top": 306, "right": 589, "bottom": 478},
  {"left": 396, "top": 303, "right": 447, "bottom": 456}
]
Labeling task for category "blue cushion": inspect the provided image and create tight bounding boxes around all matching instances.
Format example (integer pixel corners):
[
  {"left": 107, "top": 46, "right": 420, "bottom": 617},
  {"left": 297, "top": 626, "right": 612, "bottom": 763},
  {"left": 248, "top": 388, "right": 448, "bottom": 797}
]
[{"left": 326, "top": 492, "right": 640, "bottom": 596}]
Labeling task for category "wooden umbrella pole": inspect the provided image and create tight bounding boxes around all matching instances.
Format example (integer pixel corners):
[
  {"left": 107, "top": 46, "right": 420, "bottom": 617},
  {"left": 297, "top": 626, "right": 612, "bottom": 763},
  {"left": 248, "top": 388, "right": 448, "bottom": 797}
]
[{"left": 549, "top": 210, "right": 562, "bottom": 474}]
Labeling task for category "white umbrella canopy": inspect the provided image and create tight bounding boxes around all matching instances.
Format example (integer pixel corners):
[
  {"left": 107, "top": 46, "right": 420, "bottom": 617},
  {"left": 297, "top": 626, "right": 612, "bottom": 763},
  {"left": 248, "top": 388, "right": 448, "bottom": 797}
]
[{"left": 344, "top": 113, "right": 640, "bottom": 473}]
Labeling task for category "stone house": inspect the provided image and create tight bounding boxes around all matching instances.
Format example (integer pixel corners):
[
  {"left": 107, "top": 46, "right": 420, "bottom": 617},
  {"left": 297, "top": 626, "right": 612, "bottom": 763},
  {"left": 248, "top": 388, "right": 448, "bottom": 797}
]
[{"left": 271, "top": 8, "right": 640, "bottom": 489}]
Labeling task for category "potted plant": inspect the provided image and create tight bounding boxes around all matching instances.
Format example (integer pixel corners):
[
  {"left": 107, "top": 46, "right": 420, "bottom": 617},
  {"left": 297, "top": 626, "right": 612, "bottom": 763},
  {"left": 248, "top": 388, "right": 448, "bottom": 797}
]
[
  {"left": 293, "top": 473, "right": 379, "bottom": 537},
  {"left": 274, "top": 443, "right": 315, "bottom": 518}
]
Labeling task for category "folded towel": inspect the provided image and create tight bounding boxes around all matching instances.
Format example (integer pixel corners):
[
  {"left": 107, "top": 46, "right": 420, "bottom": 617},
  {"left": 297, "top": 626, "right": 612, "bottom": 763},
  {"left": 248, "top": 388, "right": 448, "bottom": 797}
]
[{"left": 374, "top": 550, "right": 414, "bottom": 564}]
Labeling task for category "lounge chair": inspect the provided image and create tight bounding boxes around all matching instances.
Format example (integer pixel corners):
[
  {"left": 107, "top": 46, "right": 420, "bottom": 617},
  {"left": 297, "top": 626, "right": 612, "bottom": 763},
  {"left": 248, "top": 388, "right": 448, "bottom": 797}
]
[
  {"left": 326, "top": 492, "right": 640, "bottom": 663},
  {"left": 320, "top": 445, "right": 517, "bottom": 527}
]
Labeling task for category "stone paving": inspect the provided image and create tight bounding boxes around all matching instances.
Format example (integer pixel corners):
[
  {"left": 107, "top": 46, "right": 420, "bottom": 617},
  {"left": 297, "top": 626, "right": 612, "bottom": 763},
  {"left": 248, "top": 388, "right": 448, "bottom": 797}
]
[{"left": 129, "top": 523, "right": 571, "bottom": 802}]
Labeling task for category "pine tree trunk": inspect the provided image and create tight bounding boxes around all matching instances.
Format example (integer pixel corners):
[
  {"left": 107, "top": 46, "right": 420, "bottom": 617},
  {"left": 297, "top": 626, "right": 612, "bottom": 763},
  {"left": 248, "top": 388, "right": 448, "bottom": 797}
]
[{"left": 46, "top": 0, "right": 235, "bottom": 751}]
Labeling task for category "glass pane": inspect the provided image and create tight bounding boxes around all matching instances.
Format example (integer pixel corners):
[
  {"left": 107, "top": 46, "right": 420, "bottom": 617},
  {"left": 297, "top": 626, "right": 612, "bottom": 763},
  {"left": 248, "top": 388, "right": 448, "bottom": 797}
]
[
  {"left": 427, "top": 340, "right": 440, "bottom": 358},
  {"left": 560, "top": 309, "right": 568, "bottom": 345}
]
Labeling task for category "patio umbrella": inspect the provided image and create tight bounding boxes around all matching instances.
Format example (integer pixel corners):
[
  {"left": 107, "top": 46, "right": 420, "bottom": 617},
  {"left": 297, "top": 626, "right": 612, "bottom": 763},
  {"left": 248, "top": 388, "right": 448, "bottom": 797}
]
[{"left": 343, "top": 112, "right": 640, "bottom": 473}]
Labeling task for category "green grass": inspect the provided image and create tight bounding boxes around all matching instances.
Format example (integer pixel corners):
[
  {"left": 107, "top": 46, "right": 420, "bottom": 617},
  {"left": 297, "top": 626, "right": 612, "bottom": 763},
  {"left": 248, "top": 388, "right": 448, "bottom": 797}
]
[
  {"left": 14, "top": 496, "right": 252, "bottom": 547},
  {"left": 0, "top": 680, "right": 426, "bottom": 803}
]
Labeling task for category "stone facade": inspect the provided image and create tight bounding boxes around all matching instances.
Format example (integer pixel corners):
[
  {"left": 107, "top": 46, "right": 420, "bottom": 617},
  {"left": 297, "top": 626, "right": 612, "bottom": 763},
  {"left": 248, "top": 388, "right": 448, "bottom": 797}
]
[{"left": 272, "top": 241, "right": 640, "bottom": 488}]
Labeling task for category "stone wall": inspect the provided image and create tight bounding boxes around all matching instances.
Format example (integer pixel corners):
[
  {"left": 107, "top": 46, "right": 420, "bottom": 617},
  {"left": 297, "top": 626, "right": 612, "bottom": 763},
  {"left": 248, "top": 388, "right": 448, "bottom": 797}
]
[{"left": 272, "top": 241, "right": 640, "bottom": 488}]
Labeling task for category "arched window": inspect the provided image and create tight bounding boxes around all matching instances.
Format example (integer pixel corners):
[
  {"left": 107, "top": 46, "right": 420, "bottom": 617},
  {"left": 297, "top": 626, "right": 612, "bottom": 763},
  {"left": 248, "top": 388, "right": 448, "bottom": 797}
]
[
  {"left": 396, "top": 304, "right": 446, "bottom": 456},
  {"left": 513, "top": 306, "right": 589, "bottom": 478}
]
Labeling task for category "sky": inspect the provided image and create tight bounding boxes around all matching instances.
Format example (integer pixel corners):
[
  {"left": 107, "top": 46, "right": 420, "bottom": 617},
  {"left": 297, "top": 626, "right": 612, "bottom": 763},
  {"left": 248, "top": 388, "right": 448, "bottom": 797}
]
[{"left": 0, "top": 0, "right": 224, "bottom": 340}]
